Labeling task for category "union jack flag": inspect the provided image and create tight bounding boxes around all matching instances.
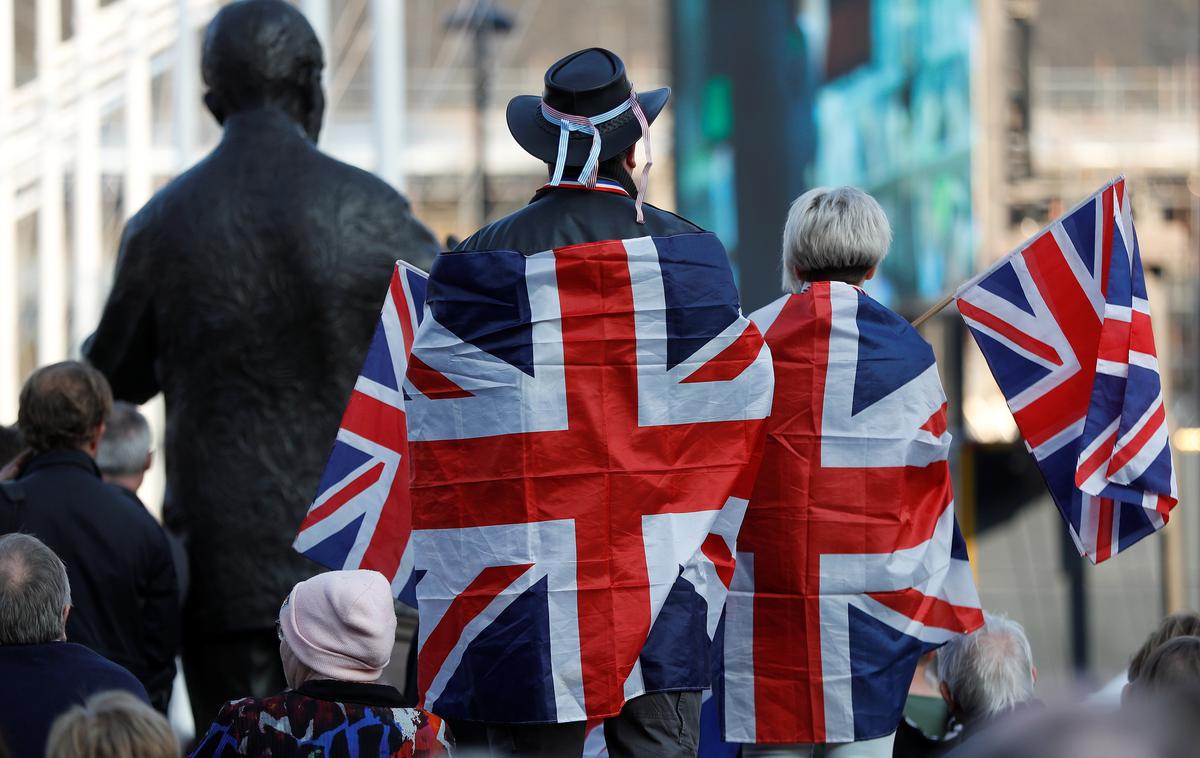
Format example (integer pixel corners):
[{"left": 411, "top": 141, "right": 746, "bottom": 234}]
[
  {"left": 293, "top": 262, "right": 427, "bottom": 601},
  {"left": 956, "top": 178, "right": 1177, "bottom": 563},
  {"left": 406, "top": 233, "right": 773, "bottom": 724},
  {"left": 718, "top": 281, "right": 983, "bottom": 745}
]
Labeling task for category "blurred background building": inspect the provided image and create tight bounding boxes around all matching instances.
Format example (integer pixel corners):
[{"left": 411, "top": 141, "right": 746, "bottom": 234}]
[{"left": 1, "top": 0, "right": 1197, "bottom": 691}]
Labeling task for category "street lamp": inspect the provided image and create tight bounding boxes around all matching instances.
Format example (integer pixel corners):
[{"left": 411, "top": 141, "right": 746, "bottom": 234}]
[{"left": 446, "top": 0, "right": 514, "bottom": 228}]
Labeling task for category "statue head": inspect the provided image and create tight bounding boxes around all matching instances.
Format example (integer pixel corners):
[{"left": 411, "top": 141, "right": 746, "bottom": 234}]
[{"left": 201, "top": 0, "right": 325, "bottom": 142}]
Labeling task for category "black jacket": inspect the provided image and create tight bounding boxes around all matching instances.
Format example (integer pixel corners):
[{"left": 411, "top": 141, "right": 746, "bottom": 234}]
[
  {"left": 2, "top": 450, "right": 179, "bottom": 710},
  {"left": 84, "top": 107, "right": 440, "bottom": 632},
  {"left": 455, "top": 183, "right": 702, "bottom": 253},
  {"left": 0, "top": 641, "right": 149, "bottom": 758}
]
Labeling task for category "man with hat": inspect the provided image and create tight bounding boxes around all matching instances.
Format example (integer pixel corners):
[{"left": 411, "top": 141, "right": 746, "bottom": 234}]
[
  {"left": 422, "top": 48, "right": 758, "bottom": 756},
  {"left": 455, "top": 46, "right": 700, "bottom": 253}
]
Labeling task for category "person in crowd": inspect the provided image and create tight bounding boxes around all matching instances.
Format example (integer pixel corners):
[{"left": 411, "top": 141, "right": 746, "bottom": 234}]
[
  {"left": 0, "top": 425, "right": 20, "bottom": 470},
  {"left": 937, "top": 612, "right": 1039, "bottom": 755},
  {"left": 728, "top": 187, "right": 980, "bottom": 757},
  {"left": 190, "top": 569, "right": 451, "bottom": 757},
  {"left": 1126, "top": 635, "right": 1200, "bottom": 701},
  {"left": 96, "top": 401, "right": 189, "bottom": 605},
  {"left": 0, "top": 533, "right": 150, "bottom": 757},
  {"left": 83, "top": 0, "right": 439, "bottom": 729},
  {"left": 955, "top": 695, "right": 1200, "bottom": 758},
  {"left": 1128, "top": 611, "right": 1200, "bottom": 686},
  {"left": 45, "top": 690, "right": 178, "bottom": 758},
  {"left": 1, "top": 362, "right": 179, "bottom": 712},
  {"left": 442, "top": 46, "right": 709, "bottom": 758},
  {"left": 893, "top": 652, "right": 957, "bottom": 757}
]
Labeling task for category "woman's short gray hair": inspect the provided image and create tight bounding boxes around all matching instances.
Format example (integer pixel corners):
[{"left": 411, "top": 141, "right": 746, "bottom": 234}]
[
  {"left": 781, "top": 186, "right": 892, "bottom": 292},
  {"left": 0, "top": 533, "right": 72, "bottom": 645}
]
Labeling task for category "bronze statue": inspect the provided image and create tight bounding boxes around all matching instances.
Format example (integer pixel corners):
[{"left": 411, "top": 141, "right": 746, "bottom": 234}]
[{"left": 84, "top": 0, "right": 439, "bottom": 727}]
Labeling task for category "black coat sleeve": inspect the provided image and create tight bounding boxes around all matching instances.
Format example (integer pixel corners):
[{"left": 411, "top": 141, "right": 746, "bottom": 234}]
[
  {"left": 83, "top": 209, "right": 161, "bottom": 403},
  {"left": 139, "top": 520, "right": 181, "bottom": 711}
]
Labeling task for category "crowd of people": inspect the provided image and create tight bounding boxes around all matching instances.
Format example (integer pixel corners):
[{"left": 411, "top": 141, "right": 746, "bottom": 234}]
[{"left": 0, "top": 0, "right": 1197, "bottom": 756}]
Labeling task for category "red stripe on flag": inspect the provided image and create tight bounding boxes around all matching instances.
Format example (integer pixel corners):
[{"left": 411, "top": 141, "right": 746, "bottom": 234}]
[
  {"left": 390, "top": 267, "right": 416, "bottom": 354},
  {"left": 957, "top": 299, "right": 1062, "bottom": 366},
  {"left": 342, "top": 390, "right": 407, "bottom": 441},
  {"left": 681, "top": 324, "right": 764, "bottom": 384},
  {"left": 1157, "top": 494, "right": 1175, "bottom": 517},
  {"left": 1097, "top": 318, "right": 1131, "bottom": 364},
  {"left": 418, "top": 563, "right": 534, "bottom": 703},
  {"left": 700, "top": 533, "right": 735, "bottom": 589},
  {"left": 867, "top": 588, "right": 984, "bottom": 633},
  {"left": 1107, "top": 403, "right": 1166, "bottom": 476},
  {"left": 1074, "top": 432, "right": 1117, "bottom": 489},
  {"left": 299, "top": 461, "right": 385, "bottom": 530},
  {"left": 920, "top": 404, "right": 949, "bottom": 437},
  {"left": 1131, "top": 311, "right": 1157, "bottom": 358},
  {"left": 1094, "top": 498, "right": 1114, "bottom": 562},
  {"left": 360, "top": 459, "right": 413, "bottom": 578},
  {"left": 408, "top": 354, "right": 473, "bottom": 399}
]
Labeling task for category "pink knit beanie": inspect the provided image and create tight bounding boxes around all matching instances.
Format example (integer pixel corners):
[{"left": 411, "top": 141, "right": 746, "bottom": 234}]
[{"left": 278, "top": 569, "right": 396, "bottom": 682}]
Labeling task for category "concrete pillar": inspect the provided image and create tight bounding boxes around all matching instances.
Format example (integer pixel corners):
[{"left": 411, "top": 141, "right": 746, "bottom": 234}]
[
  {"left": 72, "top": 0, "right": 103, "bottom": 352},
  {"left": 0, "top": 0, "right": 17, "bottom": 419},
  {"left": 124, "top": 1, "right": 154, "bottom": 217},
  {"left": 173, "top": 0, "right": 198, "bottom": 168},
  {"left": 370, "top": 0, "right": 405, "bottom": 190},
  {"left": 36, "top": 0, "right": 68, "bottom": 364}
]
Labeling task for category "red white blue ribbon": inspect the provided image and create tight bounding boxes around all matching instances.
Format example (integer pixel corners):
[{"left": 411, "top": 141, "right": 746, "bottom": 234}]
[{"left": 540, "top": 89, "right": 653, "bottom": 223}]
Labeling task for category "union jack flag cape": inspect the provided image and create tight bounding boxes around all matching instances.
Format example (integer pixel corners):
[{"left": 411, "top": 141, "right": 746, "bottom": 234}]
[
  {"left": 293, "top": 261, "right": 427, "bottom": 602},
  {"left": 718, "top": 281, "right": 983, "bottom": 745},
  {"left": 956, "top": 178, "right": 1177, "bottom": 563},
  {"left": 406, "top": 233, "right": 772, "bottom": 723}
]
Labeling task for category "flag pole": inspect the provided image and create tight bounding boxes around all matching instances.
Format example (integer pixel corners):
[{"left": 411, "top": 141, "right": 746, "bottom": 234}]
[{"left": 911, "top": 291, "right": 957, "bottom": 328}]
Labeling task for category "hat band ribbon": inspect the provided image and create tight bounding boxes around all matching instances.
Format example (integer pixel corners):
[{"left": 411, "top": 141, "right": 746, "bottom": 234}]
[{"left": 540, "top": 90, "right": 653, "bottom": 223}]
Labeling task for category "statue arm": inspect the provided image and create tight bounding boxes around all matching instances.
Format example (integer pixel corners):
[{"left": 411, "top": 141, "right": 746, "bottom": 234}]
[{"left": 83, "top": 213, "right": 162, "bottom": 403}]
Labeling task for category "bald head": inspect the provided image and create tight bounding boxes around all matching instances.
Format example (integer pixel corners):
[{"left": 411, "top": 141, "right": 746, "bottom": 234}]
[
  {"left": 0, "top": 534, "right": 71, "bottom": 645},
  {"left": 937, "top": 612, "right": 1036, "bottom": 723},
  {"left": 202, "top": 0, "right": 325, "bottom": 141}
]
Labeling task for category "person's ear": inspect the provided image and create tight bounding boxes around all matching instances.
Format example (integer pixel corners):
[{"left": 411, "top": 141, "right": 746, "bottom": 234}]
[
  {"left": 144, "top": 450, "right": 154, "bottom": 473},
  {"left": 60, "top": 606, "right": 70, "bottom": 641},
  {"left": 624, "top": 145, "right": 637, "bottom": 171},
  {"left": 1031, "top": 664, "right": 1038, "bottom": 685},
  {"left": 864, "top": 266, "right": 877, "bottom": 281},
  {"left": 86, "top": 424, "right": 106, "bottom": 456},
  {"left": 939, "top": 681, "right": 956, "bottom": 713}
]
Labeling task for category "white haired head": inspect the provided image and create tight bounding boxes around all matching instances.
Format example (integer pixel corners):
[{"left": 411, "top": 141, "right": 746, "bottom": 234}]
[
  {"left": 937, "top": 612, "right": 1036, "bottom": 723},
  {"left": 780, "top": 186, "right": 892, "bottom": 292}
]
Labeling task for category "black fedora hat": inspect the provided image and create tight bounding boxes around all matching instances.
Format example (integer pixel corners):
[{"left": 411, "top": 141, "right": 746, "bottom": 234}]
[{"left": 506, "top": 48, "right": 669, "bottom": 167}]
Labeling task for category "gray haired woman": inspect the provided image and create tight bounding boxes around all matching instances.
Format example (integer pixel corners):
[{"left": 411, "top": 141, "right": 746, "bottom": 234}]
[
  {"left": 780, "top": 186, "right": 892, "bottom": 291},
  {"left": 727, "top": 186, "right": 978, "bottom": 758}
]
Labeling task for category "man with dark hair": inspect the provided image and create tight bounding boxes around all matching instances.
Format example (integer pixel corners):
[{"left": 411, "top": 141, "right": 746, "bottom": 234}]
[
  {"left": 0, "top": 362, "right": 179, "bottom": 713},
  {"left": 83, "top": 0, "right": 439, "bottom": 729},
  {"left": 0, "top": 425, "right": 21, "bottom": 470},
  {"left": 0, "top": 533, "right": 150, "bottom": 757}
]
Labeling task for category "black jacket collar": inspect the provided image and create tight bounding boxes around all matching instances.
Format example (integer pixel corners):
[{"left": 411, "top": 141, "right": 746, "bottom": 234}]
[
  {"left": 296, "top": 679, "right": 409, "bottom": 708},
  {"left": 22, "top": 449, "right": 101, "bottom": 478}
]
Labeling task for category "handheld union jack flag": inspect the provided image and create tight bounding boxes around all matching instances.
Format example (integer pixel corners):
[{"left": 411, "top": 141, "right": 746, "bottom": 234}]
[
  {"left": 717, "top": 282, "right": 983, "bottom": 745},
  {"left": 956, "top": 178, "right": 1177, "bottom": 563},
  {"left": 293, "top": 261, "right": 427, "bottom": 602},
  {"left": 405, "top": 233, "right": 773, "bottom": 724}
]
